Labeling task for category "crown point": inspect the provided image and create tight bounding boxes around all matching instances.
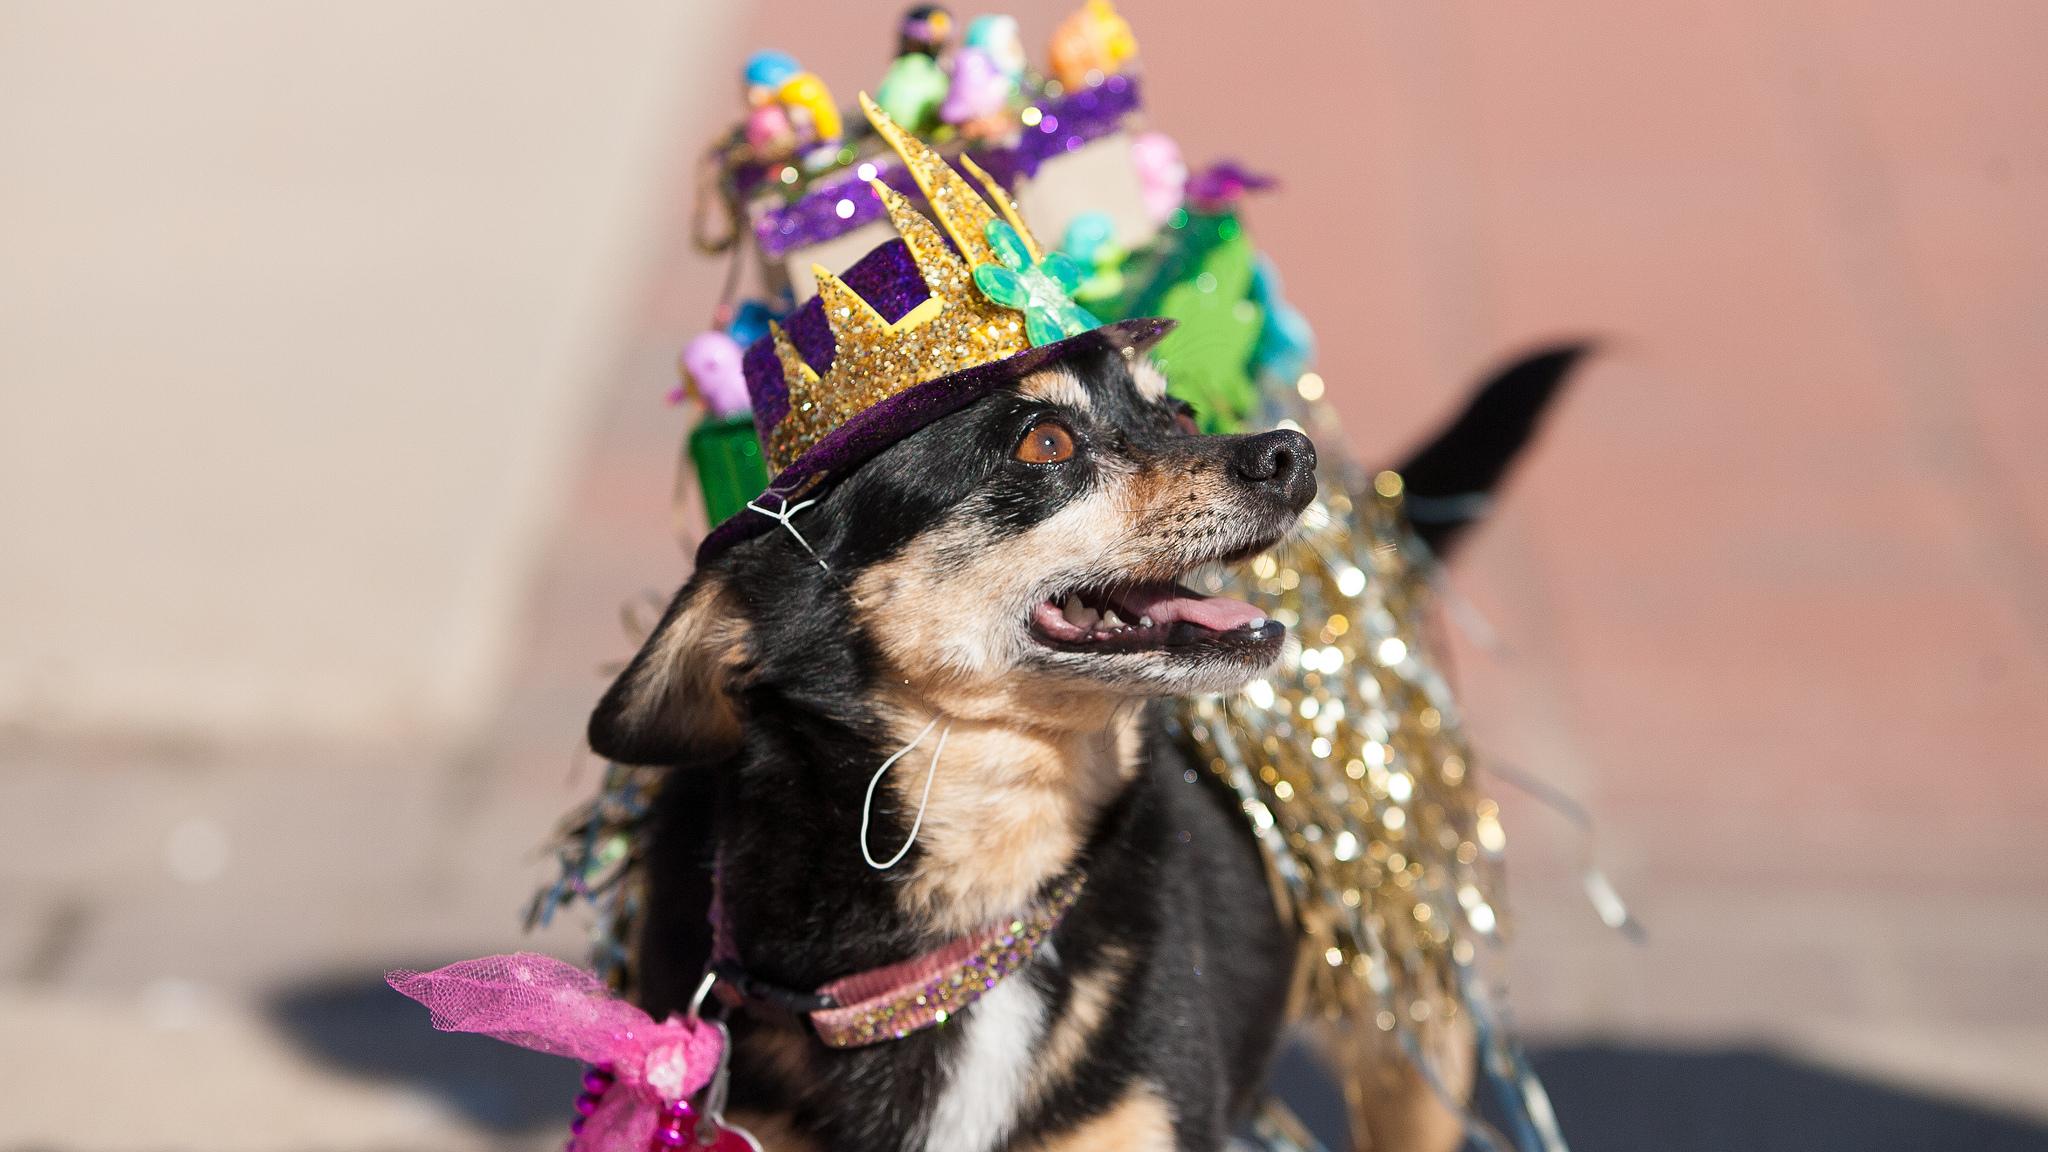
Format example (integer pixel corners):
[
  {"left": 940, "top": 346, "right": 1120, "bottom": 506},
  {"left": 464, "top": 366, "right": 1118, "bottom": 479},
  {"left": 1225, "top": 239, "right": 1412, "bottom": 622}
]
[
  {"left": 961, "top": 154, "right": 1040, "bottom": 261},
  {"left": 757, "top": 87, "right": 1052, "bottom": 478}
]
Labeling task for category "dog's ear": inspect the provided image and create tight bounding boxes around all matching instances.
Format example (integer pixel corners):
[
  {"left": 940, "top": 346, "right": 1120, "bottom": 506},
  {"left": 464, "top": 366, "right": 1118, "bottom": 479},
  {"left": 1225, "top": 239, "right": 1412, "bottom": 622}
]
[{"left": 588, "top": 572, "right": 751, "bottom": 766}]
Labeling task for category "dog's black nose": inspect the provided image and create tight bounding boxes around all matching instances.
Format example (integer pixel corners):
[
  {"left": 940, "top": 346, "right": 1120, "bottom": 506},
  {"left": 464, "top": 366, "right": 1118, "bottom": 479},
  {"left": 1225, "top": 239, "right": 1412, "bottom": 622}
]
[{"left": 1232, "top": 429, "right": 1318, "bottom": 510}]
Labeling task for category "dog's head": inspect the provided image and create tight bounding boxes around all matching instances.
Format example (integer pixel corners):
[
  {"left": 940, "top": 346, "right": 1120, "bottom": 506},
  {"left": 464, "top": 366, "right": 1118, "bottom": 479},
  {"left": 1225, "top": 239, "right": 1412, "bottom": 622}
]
[{"left": 589, "top": 346, "right": 1316, "bottom": 764}]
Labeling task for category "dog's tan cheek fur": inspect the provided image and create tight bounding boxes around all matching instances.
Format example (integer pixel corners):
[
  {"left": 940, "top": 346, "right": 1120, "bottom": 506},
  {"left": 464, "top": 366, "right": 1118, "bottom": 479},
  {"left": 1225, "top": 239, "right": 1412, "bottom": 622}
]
[
  {"left": 846, "top": 451, "right": 1249, "bottom": 716},
  {"left": 850, "top": 522, "right": 1021, "bottom": 691},
  {"left": 849, "top": 486, "right": 1139, "bottom": 723},
  {"left": 1024, "top": 1083, "right": 1177, "bottom": 1152}
]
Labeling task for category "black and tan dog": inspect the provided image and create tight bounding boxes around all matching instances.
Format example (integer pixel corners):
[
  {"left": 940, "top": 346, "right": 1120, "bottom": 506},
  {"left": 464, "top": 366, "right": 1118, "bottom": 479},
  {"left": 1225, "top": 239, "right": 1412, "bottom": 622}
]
[{"left": 589, "top": 344, "right": 1580, "bottom": 1151}]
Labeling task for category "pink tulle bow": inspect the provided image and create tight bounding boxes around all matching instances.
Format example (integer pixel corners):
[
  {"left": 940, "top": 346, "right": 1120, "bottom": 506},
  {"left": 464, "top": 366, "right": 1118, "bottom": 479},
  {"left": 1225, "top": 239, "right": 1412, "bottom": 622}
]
[{"left": 387, "top": 953, "right": 724, "bottom": 1152}]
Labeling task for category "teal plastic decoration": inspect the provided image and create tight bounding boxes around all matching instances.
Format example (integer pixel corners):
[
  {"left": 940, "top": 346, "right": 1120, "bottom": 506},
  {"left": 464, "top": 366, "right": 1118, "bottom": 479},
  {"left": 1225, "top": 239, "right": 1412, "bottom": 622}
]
[{"left": 972, "top": 220, "right": 1102, "bottom": 347}]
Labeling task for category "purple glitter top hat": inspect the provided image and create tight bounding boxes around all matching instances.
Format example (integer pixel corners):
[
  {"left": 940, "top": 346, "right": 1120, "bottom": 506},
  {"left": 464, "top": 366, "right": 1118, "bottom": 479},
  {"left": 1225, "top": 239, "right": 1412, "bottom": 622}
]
[{"left": 695, "top": 95, "right": 1173, "bottom": 564}]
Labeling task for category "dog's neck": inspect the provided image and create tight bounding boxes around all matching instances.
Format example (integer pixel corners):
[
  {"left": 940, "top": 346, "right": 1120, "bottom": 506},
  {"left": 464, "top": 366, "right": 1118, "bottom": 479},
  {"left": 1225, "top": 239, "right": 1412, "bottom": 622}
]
[
  {"left": 717, "top": 690, "right": 1146, "bottom": 989},
  {"left": 877, "top": 704, "right": 1143, "bottom": 933}
]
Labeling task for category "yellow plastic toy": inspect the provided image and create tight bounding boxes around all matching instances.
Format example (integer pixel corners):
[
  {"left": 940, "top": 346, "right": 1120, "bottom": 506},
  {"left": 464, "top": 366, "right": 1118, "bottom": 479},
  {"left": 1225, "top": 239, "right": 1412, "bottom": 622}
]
[{"left": 778, "top": 72, "right": 842, "bottom": 146}]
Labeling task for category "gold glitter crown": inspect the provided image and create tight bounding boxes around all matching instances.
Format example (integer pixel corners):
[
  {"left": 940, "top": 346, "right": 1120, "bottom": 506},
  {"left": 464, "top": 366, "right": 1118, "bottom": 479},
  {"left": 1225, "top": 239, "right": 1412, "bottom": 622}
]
[{"left": 762, "top": 93, "right": 1046, "bottom": 472}]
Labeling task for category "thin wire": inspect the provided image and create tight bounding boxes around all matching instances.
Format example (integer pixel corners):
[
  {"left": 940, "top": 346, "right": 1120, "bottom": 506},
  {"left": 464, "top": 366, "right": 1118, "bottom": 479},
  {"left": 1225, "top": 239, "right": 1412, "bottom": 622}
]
[
  {"left": 860, "top": 718, "right": 950, "bottom": 870},
  {"left": 1484, "top": 758, "right": 1647, "bottom": 944},
  {"left": 745, "top": 493, "right": 828, "bottom": 571}
]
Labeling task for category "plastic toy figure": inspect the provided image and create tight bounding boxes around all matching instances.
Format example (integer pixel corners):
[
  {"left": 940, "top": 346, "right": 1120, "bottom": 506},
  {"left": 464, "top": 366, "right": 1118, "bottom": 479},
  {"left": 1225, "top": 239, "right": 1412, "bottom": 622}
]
[
  {"left": 1049, "top": 0, "right": 1138, "bottom": 90},
  {"left": 895, "top": 4, "right": 953, "bottom": 58},
  {"left": 777, "top": 70, "right": 843, "bottom": 155},
  {"left": 941, "top": 45, "right": 1016, "bottom": 140},
  {"left": 963, "top": 14, "right": 1027, "bottom": 84},
  {"left": 741, "top": 50, "right": 801, "bottom": 159},
  {"left": 877, "top": 5, "right": 954, "bottom": 132},
  {"left": 1130, "top": 131, "right": 1189, "bottom": 225}
]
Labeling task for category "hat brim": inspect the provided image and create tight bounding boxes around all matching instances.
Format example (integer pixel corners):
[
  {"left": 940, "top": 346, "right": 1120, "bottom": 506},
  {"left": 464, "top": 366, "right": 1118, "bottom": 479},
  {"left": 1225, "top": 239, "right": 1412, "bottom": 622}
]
[{"left": 696, "top": 316, "right": 1175, "bottom": 565}]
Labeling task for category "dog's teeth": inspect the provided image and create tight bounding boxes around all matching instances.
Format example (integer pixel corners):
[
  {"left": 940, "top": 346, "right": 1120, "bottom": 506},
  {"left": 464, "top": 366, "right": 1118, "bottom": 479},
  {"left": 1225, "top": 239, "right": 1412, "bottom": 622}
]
[
  {"left": 1139, "top": 615, "right": 1154, "bottom": 628},
  {"left": 1101, "top": 609, "right": 1125, "bottom": 629},
  {"left": 1062, "top": 596, "right": 1094, "bottom": 628}
]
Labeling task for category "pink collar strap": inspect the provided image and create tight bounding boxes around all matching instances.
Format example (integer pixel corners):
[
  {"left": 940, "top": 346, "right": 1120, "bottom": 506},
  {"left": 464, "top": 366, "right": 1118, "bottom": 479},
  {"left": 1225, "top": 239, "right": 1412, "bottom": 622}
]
[
  {"left": 386, "top": 875, "right": 1086, "bottom": 1151},
  {"left": 716, "top": 872, "right": 1085, "bottom": 1048}
]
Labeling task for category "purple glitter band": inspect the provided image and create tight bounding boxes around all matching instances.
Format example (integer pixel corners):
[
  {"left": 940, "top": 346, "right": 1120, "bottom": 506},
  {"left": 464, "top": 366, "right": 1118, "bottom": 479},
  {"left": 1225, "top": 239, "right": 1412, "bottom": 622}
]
[
  {"left": 753, "top": 164, "right": 925, "bottom": 260},
  {"left": 749, "top": 75, "right": 1141, "bottom": 260},
  {"left": 743, "top": 239, "right": 930, "bottom": 443},
  {"left": 703, "top": 317, "right": 1174, "bottom": 566},
  {"left": 974, "top": 74, "right": 1141, "bottom": 187}
]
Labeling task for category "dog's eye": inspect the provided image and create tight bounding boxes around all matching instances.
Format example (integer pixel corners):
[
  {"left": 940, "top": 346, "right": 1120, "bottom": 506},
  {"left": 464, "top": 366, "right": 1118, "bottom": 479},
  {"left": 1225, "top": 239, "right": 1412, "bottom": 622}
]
[{"left": 1015, "top": 420, "right": 1076, "bottom": 464}]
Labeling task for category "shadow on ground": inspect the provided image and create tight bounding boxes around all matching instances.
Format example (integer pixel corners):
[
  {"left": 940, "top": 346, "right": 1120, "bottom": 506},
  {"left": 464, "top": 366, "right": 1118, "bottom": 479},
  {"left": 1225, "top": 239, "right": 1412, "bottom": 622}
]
[
  {"left": 269, "top": 970, "right": 578, "bottom": 1133},
  {"left": 1522, "top": 1044, "right": 2048, "bottom": 1152},
  {"left": 1281, "top": 1040, "right": 2048, "bottom": 1151},
  {"left": 267, "top": 974, "right": 2048, "bottom": 1151}
]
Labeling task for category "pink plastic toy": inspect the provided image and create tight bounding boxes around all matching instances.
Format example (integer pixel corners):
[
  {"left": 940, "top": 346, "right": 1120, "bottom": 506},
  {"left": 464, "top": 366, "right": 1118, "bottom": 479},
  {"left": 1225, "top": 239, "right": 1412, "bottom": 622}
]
[
  {"left": 1130, "top": 131, "right": 1188, "bottom": 225},
  {"left": 679, "top": 331, "right": 750, "bottom": 416}
]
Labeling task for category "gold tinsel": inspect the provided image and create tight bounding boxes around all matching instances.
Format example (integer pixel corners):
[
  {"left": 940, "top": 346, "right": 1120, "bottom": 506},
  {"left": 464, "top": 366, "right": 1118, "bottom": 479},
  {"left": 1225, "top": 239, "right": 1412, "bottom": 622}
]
[
  {"left": 1167, "top": 385, "right": 1565, "bottom": 1152},
  {"left": 1175, "top": 471, "right": 1506, "bottom": 1038}
]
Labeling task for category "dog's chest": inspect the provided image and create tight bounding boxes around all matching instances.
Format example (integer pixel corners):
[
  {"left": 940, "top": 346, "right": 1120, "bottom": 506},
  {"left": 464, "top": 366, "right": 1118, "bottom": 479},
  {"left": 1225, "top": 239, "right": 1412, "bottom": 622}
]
[
  {"left": 924, "top": 973, "right": 1049, "bottom": 1151},
  {"left": 728, "top": 972, "right": 1053, "bottom": 1152}
]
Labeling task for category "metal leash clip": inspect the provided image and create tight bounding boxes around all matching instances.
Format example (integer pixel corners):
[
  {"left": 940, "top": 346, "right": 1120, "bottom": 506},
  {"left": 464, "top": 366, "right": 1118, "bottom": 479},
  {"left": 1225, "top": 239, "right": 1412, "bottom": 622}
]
[{"left": 655, "top": 972, "right": 761, "bottom": 1151}]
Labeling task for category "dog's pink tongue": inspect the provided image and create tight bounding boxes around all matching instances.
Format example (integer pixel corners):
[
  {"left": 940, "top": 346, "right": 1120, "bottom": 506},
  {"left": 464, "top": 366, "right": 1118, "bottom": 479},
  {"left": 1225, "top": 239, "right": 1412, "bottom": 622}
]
[{"left": 1116, "top": 584, "right": 1267, "bottom": 632}]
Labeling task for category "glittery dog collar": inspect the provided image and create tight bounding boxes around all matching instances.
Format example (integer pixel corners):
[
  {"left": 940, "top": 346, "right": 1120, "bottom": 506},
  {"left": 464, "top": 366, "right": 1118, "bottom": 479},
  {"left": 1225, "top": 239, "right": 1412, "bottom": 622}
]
[{"left": 715, "top": 872, "right": 1083, "bottom": 1049}]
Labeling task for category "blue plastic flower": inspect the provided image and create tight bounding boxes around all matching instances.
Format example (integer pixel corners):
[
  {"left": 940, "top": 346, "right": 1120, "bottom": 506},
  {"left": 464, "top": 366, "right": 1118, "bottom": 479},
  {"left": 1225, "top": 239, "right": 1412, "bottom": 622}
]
[{"left": 972, "top": 220, "right": 1102, "bottom": 347}]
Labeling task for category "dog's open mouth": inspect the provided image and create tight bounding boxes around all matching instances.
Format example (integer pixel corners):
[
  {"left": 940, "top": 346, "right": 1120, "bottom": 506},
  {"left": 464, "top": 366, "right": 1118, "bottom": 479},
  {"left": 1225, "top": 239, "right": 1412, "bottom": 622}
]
[{"left": 1030, "top": 580, "right": 1282, "bottom": 656}]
